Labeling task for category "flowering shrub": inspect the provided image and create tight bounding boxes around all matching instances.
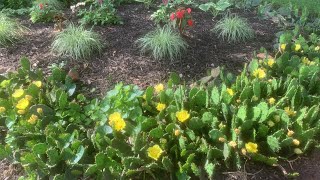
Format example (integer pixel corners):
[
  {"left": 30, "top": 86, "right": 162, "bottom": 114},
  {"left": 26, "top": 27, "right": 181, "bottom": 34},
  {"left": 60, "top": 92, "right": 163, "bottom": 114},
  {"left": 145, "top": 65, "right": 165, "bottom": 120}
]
[
  {"left": 0, "top": 33, "right": 320, "bottom": 179},
  {"left": 170, "top": 7, "right": 193, "bottom": 34},
  {"left": 30, "top": 0, "right": 62, "bottom": 23},
  {"left": 77, "top": 0, "right": 121, "bottom": 25}
]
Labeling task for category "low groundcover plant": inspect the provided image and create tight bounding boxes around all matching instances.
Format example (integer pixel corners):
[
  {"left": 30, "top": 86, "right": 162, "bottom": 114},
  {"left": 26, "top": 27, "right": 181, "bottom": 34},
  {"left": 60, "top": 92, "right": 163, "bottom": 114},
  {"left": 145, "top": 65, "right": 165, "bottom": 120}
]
[{"left": 0, "top": 32, "right": 319, "bottom": 179}]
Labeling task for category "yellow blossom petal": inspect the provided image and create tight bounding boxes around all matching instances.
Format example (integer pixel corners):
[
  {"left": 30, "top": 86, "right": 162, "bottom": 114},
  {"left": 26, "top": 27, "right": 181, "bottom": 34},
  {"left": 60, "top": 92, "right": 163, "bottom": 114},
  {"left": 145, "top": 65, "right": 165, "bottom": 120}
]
[
  {"left": 12, "top": 89, "right": 24, "bottom": 98},
  {"left": 176, "top": 110, "right": 190, "bottom": 123},
  {"left": 293, "top": 139, "right": 300, "bottom": 146},
  {"left": 228, "top": 141, "right": 237, "bottom": 148},
  {"left": 17, "top": 110, "right": 26, "bottom": 115},
  {"left": 245, "top": 142, "right": 258, "bottom": 153},
  {"left": 267, "top": 58, "right": 275, "bottom": 67},
  {"left": 268, "top": 97, "right": 276, "bottom": 105},
  {"left": 147, "top": 145, "right": 163, "bottom": 161},
  {"left": 284, "top": 107, "right": 296, "bottom": 117},
  {"left": 154, "top": 84, "right": 164, "bottom": 94},
  {"left": 287, "top": 130, "right": 294, "bottom": 137},
  {"left": 28, "top": 114, "right": 38, "bottom": 124},
  {"left": 108, "top": 112, "right": 126, "bottom": 131},
  {"left": 226, "top": 88, "right": 234, "bottom": 96},
  {"left": 16, "top": 98, "right": 30, "bottom": 110},
  {"left": 280, "top": 44, "right": 286, "bottom": 51},
  {"left": 156, "top": 103, "right": 166, "bottom": 112},
  {"left": 25, "top": 95, "right": 33, "bottom": 101},
  {"left": 294, "top": 44, "right": 301, "bottom": 51},
  {"left": 253, "top": 68, "right": 266, "bottom": 79},
  {"left": 37, "top": 108, "right": 43, "bottom": 114},
  {"left": 33, "top": 81, "right": 42, "bottom": 88}
]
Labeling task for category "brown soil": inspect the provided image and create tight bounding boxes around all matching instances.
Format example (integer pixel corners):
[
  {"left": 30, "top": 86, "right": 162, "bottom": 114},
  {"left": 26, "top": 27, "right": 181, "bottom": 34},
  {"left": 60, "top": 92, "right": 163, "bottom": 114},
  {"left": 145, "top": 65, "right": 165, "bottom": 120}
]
[
  {"left": 0, "top": 3, "right": 319, "bottom": 180},
  {"left": 0, "top": 4, "right": 277, "bottom": 96}
]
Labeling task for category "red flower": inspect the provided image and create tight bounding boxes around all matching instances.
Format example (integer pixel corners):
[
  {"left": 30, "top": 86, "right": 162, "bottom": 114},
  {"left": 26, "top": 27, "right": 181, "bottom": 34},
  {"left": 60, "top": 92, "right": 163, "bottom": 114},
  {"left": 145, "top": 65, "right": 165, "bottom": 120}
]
[
  {"left": 170, "top": 13, "right": 175, "bottom": 21},
  {"left": 187, "top": 19, "right": 193, "bottom": 26},
  {"left": 39, "top": 3, "right": 44, "bottom": 10},
  {"left": 187, "top": 8, "right": 191, "bottom": 14},
  {"left": 176, "top": 10, "right": 184, "bottom": 19},
  {"left": 162, "top": 0, "right": 168, "bottom": 5}
]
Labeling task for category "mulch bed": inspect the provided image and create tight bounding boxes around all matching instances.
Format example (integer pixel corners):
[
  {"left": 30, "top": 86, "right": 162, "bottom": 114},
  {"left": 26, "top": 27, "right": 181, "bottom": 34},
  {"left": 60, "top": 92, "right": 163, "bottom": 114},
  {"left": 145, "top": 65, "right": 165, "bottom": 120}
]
[{"left": 0, "top": 3, "right": 319, "bottom": 180}]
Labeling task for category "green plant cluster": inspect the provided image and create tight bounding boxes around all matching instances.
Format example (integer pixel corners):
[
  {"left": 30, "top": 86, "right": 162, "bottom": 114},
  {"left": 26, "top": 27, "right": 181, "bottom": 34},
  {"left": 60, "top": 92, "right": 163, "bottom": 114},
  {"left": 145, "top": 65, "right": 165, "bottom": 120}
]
[
  {"left": 29, "top": 0, "right": 63, "bottom": 23},
  {"left": 0, "top": 33, "right": 319, "bottom": 179},
  {"left": 77, "top": 0, "right": 122, "bottom": 25}
]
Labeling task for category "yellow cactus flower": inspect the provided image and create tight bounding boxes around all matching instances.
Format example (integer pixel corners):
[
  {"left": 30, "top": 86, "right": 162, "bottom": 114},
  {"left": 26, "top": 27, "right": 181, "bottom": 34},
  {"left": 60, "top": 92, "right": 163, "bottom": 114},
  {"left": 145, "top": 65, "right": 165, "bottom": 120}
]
[
  {"left": 28, "top": 114, "right": 38, "bottom": 124},
  {"left": 16, "top": 98, "right": 30, "bottom": 110},
  {"left": 218, "top": 137, "right": 226, "bottom": 143},
  {"left": 293, "top": 139, "right": 300, "bottom": 146},
  {"left": 302, "top": 57, "right": 310, "bottom": 64},
  {"left": 228, "top": 141, "right": 237, "bottom": 148},
  {"left": 268, "top": 97, "right": 276, "bottom": 105},
  {"left": 267, "top": 58, "right": 275, "bottom": 68},
  {"left": 226, "top": 88, "right": 234, "bottom": 96},
  {"left": 236, "top": 99, "right": 241, "bottom": 104},
  {"left": 154, "top": 84, "right": 164, "bottom": 94},
  {"left": 287, "top": 130, "right": 294, "bottom": 137},
  {"left": 294, "top": 44, "right": 301, "bottom": 51},
  {"left": 113, "top": 118, "right": 126, "bottom": 131},
  {"left": 174, "top": 129, "right": 180, "bottom": 136},
  {"left": 12, "top": 89, "right": 24, "bottom": 98},
  {"left": 17, "top": 110, "right": 26, "bottom": 115},
  {"left": 284, "top": 107, "right": 296, "bottom": 117},
  {"left": 156, "top": 103, "right": 166, "bottom": 112},
  {"left": 33, "top": 81, "right": 42, "bottom": 88},
  {"left": 37, "top": 108, "right": 43, "bottom": 114},
  {"left": 0, "top": 107, "right": 6, "bottom": 113},
  {"left": 253, "top": 68, "right": 266, "bottom": 79},
  {"left": 142, "top": 94, "right": 147, "bottom": 100},
  {"left": 108, "top": 112, "right": 126, "bottom": 131},
  {"left": 25, "top": 95, "right": 33, "bottom": 101},
  {"left": 280, "top": 44, "right": 286, "bottom": 51},
  {"left": 315, "top": 46, "right": 320, "bottom": 51},
  {"left": 176, "top": 110, "right": 190, "bottom": 123},
  {"left": 245, "top": 142, "right": 258, "bottom": 153},
  {"left": 147, "top": 144, "right": 163, "bottom": 161}
]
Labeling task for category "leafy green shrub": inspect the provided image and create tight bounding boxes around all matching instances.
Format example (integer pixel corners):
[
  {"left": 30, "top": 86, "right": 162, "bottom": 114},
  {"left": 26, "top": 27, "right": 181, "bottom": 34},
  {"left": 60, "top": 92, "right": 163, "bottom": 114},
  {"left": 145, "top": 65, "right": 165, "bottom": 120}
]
[
  {"left": 0, "top": 14, "right": 27, "bottom": 46},
  {"left": 30, "top": 0, "right": 63, "bottom": 23},
  {"left": 199, "top": 0, "right": 232, "bottom": 17},
  {"left": 213, "top": 14, "right": 255, "bottom": 43},
  {"left": 77, "top": 0, "right": 121, "bottom": 25},
  {"left": 136, "top": 26, "right": 188, "bottom": 61},
  {"left": 51, "top": 24, "right": 103, "bottom": 60}
]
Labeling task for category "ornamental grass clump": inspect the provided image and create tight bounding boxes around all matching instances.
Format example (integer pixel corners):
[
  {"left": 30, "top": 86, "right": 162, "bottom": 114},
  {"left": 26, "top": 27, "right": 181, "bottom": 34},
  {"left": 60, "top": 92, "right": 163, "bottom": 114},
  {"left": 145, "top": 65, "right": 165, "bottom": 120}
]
[
  {"left": 136, "top": 25, "right": 188, "bottom": 61},
  {"left": 213, "top": 14, "right": 255, "bottom": 43},
  {"left": 0, "top": 14, "right": 27, "bottom": 47},
  {"left": 51, "top": 24, "right": 103, "bottom": 60}
]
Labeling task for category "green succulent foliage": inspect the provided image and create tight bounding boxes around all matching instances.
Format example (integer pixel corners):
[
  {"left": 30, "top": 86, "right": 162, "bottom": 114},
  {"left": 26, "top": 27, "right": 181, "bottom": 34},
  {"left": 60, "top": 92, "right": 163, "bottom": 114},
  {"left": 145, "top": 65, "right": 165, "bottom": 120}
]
[
  {"left": 0, "top": 13, "right": 28, "bottom": 47},
  {"left": 136, "top": 25, "right": 188, "bottom": 61},
  {"left": 51, "top": 24, "right": 103, "bottom": 60},
  {"left": 213, "top": 14, "right": 255, "bottom": 43}
]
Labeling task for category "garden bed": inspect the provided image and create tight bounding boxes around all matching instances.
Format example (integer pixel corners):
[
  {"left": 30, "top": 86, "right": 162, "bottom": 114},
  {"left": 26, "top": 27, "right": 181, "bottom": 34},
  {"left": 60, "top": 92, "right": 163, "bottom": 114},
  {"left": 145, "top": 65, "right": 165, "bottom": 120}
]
[
  {"left": 0, "top": 2, "right": 320, "bottom": 180},
  {"left": 0, "top": 4, "right": 277, "bottom": 95}
]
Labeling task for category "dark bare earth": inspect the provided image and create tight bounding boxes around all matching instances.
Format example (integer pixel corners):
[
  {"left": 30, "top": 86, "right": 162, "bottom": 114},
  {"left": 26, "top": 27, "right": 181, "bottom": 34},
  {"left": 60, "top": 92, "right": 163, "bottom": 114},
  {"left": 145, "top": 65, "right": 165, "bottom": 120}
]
[{"left": 0, "top": 3, "right": 319, "bottom": 180}]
